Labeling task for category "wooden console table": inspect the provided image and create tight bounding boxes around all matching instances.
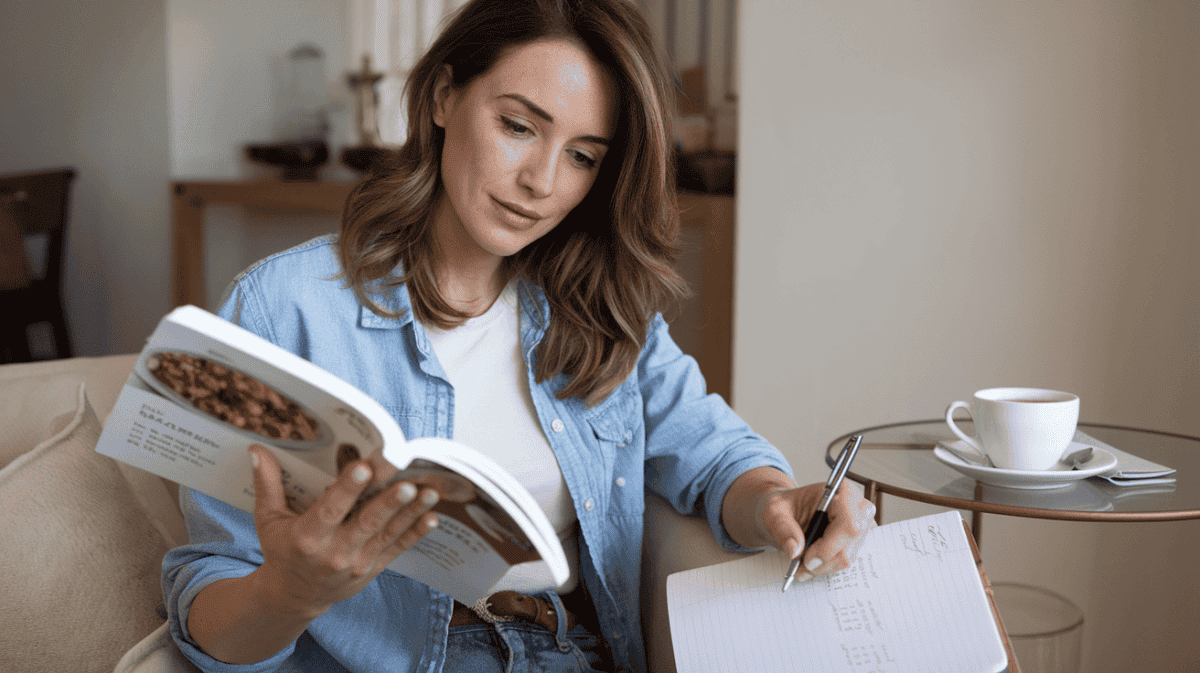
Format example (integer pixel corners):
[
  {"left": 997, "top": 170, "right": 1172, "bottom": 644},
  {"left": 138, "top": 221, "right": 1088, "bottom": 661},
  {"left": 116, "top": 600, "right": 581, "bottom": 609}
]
[
  {"left": 171, "top": 180, "right": 357, "bottom": 308},
  {"left": 169, "top": 180, "right": 734, "bottom": 401}
]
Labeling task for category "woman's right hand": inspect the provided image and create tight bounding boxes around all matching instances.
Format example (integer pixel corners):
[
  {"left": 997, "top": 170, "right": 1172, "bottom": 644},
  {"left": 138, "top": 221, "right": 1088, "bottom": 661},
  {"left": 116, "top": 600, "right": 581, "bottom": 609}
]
[{"left": 247, "top": 444, "right": 442, "bottom": 618}]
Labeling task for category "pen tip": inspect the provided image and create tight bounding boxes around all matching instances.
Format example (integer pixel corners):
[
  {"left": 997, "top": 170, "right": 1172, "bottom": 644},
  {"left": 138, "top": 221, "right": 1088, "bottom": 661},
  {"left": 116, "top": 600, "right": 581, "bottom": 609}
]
[{"left": 781, "top": 578, "right": 793, "bottom": 593}]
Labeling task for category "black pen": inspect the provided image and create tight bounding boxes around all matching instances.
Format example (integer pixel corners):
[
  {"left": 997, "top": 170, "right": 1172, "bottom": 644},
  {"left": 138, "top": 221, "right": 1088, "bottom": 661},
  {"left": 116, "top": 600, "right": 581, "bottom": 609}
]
[{"left": 781, "top": 435, "right": 863, "bottom": 592}]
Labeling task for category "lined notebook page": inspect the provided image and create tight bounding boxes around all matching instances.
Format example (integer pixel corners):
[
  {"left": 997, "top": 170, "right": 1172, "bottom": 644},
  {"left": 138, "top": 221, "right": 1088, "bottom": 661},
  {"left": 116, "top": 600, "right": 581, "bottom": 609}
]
[{"left": 667, "top": 511, "right": 1006, "bottom": 673}]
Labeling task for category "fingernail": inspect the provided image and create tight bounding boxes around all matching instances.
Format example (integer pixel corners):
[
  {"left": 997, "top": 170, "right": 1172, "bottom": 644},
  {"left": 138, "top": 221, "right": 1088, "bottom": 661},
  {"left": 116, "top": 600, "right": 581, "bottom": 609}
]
[
  {"left": 396, "top": 482, "right": 417, "bottom": 505},
  {"left": 248, "top": 449, "right": 259, "bottom": 469},
  {"left": 805, "top": 557, "right": 824, "bottom": 572},
  {"left": 352, "top": 465, "right": 371, "bottom": 483},
  {"left": 421, "top": 489, "right": 439, "bottom": 506},
  {"left": 426, "top": 514, "right": 439, "bottom": 529},
  {"left": 787, "top": 539, "right": 802, "bottom": 559},
  {"left": 794, "top": 571, "right": 813, "bottom": 583}
]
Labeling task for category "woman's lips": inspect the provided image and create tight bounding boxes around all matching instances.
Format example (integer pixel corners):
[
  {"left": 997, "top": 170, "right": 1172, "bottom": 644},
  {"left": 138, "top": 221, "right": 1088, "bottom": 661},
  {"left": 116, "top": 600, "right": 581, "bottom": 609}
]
[{"left": 493, "top": 196, "right": 543, "bottom": 222}]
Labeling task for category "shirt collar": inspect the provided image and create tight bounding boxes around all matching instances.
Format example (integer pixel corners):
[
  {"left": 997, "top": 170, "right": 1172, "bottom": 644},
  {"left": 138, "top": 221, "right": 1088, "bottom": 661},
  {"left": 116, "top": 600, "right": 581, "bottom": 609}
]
[
  {"left": 357, "top": 274, "right": 550, "bottom": 360},
  {"left": 358, "top": 281, "right": 415, "bottom": 330}
]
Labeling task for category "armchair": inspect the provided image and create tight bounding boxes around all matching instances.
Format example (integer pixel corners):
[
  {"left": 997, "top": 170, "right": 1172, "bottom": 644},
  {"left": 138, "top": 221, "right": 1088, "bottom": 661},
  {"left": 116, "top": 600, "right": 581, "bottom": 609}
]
[{"left": 0, "top": 354, "right": 745, "bottom": 673}]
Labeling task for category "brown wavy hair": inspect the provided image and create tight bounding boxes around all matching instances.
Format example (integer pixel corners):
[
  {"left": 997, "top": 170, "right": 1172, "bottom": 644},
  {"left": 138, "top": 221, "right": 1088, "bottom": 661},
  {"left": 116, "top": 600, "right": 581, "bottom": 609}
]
[{"left": 338, "top": 0, "right": 687, "bottom": 406}]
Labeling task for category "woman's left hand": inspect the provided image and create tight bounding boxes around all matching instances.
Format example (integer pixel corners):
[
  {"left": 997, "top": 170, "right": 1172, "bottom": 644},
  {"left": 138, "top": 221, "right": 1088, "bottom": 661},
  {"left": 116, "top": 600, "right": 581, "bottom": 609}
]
[{"left": 722, "top": 467, "right": 877, "bottom": 584}]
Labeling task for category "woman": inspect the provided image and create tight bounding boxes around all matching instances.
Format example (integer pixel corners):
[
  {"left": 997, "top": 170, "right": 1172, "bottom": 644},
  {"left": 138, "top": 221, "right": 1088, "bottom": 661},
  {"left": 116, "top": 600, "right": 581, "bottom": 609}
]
[{"left": 164, "top": 1, "right": 876, "bottom": 671}]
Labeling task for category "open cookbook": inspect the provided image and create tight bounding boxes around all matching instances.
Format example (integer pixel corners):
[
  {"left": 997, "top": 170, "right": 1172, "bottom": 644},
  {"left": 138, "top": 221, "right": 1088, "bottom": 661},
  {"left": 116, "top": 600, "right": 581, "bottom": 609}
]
[{"left": 94, "top": 305, "right": 568, "bottom": 605}]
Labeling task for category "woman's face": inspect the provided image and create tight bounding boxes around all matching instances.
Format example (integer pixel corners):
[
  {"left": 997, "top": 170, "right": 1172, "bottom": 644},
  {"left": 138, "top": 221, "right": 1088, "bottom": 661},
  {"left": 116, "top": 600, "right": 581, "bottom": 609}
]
[{"left": 432, "top": 38, "right": 617, "bottom": 262}]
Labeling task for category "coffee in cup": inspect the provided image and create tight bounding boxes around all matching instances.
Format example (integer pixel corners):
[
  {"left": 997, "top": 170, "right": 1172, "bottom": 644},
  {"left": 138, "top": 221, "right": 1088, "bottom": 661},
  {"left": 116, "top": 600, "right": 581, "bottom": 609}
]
[{"left": 944, "top": 388, "right": 1079, "bottom": 471}]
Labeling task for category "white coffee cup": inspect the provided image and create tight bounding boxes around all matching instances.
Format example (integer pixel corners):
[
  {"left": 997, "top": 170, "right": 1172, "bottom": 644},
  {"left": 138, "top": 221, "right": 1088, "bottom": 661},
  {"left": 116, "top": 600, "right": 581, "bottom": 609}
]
[{"left": 944, "top": 388, "right": 1079, "bottom": 471}]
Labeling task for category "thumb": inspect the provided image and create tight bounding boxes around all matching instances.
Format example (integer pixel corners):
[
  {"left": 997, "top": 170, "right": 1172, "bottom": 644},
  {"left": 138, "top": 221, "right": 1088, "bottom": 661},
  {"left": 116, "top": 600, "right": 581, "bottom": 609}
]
[{"left": 248, "top": 444, "right": 289, "bottom": 519}]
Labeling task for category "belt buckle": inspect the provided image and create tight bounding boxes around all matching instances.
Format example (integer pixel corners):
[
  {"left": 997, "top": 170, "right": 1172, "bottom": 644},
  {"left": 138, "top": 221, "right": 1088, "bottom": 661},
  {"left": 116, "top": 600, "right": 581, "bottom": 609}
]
[{"left": 470, "top": 594, "right": 516, "bottom": 625}]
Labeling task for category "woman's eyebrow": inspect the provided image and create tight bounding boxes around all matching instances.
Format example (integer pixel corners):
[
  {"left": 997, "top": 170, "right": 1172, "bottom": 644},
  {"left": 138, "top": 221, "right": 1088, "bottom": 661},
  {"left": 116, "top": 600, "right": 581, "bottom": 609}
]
[{"left": 499, "top": 93, "right": 610, "bottom": 146}]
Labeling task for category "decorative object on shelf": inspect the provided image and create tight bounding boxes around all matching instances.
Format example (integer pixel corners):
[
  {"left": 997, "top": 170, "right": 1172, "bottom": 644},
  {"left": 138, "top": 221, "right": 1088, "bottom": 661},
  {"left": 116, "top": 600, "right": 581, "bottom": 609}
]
[
  {"left": 244, "top": 44, "right": 332, "bottom": 181},
  {"left": 340, "top": 54, "right": 395, "bottom": 176}
]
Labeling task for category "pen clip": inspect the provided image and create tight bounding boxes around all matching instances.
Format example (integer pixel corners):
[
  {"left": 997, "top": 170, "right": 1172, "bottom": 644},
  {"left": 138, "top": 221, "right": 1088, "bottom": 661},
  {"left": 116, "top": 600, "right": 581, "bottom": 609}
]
[{"left": 826, "top": 445, "right": 850, "bottom": 487}]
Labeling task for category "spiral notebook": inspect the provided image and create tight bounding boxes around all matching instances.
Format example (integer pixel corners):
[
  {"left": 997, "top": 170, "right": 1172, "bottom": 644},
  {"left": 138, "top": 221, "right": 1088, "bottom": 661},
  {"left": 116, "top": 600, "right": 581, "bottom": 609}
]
[{"left": 667, "top": 511, "right": 1008, "bottom": 673}]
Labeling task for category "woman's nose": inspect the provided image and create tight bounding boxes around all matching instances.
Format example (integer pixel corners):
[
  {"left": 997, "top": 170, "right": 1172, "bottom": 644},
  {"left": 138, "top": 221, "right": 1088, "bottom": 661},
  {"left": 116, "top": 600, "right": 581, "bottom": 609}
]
[{"left": 518, "top": 147, "right": 555, "bottom": 198}]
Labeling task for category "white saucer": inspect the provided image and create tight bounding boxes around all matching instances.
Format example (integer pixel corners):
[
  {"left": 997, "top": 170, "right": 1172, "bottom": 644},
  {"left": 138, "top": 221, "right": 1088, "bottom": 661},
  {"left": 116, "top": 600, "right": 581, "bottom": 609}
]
[{"left": 933, "top": 441, "right": 1118, "bottom": 490}]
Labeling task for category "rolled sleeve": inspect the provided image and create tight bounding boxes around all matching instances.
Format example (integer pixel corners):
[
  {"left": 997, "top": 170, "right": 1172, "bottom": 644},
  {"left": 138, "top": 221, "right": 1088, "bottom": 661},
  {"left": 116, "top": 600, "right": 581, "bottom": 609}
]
[
  {"left": 638, "top": 315, "right": 793, "bottom": 553},
  {"left": 162, "top": 489, "right": 296, "bottom": 673}
]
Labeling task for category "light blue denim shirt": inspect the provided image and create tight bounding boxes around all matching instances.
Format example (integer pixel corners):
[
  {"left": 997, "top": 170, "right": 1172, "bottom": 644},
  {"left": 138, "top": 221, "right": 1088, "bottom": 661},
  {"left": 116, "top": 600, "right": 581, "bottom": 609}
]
[{"left": 162, "top": 234, "right": 792, "bottom": 673}]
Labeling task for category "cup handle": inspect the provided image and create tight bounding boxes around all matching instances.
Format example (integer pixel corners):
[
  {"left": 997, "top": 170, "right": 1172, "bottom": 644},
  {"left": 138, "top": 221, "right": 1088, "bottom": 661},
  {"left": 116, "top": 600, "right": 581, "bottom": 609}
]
[{"left": 945, "top": 401, "right": 986, "bottom": 454}]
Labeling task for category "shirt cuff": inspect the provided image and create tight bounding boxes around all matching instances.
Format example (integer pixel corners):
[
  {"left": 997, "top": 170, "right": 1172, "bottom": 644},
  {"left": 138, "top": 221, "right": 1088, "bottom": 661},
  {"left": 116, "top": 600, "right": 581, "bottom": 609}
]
[
  {"left": 705, "top": 452, "right": 795, "bottom": 554},
  {"left": 164, "top": 558, "right": 296, "bottom": 673}
]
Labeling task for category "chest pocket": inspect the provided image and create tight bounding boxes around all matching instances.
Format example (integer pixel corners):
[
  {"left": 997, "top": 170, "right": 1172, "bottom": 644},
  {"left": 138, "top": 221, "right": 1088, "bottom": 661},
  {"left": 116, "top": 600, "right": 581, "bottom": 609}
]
[{"left": 584, "top": 386, "right": 644, "bottom": 516}]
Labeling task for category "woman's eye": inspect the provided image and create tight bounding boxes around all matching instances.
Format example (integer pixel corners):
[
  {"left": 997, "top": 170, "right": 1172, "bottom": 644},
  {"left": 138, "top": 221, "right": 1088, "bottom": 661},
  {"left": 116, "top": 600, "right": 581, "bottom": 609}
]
[
  {"left": 501, "top": 116, "right": 531, "bottom": 136},
  {"left": 569, "top": 150, "right": 598, "bottom": 170}
]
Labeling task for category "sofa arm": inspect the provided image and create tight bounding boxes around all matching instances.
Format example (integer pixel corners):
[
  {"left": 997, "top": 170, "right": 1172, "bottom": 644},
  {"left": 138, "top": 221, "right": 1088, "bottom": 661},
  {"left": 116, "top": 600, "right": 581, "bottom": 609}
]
[
  {"left": 641, "top": 492, "right": 750, "bottom": 673},
  {"left": 0, "top": 354, "right": 138, "bottom": 418}
]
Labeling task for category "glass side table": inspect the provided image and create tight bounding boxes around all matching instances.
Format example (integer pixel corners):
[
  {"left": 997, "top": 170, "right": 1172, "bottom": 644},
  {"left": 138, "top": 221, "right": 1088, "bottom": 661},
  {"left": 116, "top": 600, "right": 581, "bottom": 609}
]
[{"left": 826, "top": 420, "right": 1200, "bottom": 547}]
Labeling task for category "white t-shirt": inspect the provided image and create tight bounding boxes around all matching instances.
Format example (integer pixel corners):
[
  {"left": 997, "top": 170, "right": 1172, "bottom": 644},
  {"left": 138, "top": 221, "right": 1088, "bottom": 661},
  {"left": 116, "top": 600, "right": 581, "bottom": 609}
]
[{"left": 422, "top": 282, "right": 579, "bottom": 593}]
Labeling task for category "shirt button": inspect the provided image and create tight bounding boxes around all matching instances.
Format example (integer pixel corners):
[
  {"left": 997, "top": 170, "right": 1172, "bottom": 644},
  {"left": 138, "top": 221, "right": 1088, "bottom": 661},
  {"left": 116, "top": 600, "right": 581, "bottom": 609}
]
[
  {"left": 558, "top": 642, "right": 572, "bottom": 653},
  {"left": 615, "top": 477, "right": 626, "bottom": 487},
  {"left": 612, "top": 630, "right": 622, "bottom": 639},
  {"left": 584, "top": 498, "right": 595, "bottom": 511},
  {"left": 551, "top": 419, "right": 564, "bottom": 432}
]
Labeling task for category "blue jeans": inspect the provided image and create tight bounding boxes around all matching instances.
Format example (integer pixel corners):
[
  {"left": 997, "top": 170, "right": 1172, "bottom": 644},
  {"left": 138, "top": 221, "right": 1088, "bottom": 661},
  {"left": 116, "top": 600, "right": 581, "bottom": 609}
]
[{"left": 443, "top": 592, "right": 609, "bottom": 672}]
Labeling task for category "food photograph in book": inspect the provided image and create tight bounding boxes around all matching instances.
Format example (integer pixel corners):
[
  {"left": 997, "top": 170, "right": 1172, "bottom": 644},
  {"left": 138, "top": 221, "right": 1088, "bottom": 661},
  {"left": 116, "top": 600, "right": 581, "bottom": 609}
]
[{"left": 132, "top": 341, "right": 388, "bottom": 485}]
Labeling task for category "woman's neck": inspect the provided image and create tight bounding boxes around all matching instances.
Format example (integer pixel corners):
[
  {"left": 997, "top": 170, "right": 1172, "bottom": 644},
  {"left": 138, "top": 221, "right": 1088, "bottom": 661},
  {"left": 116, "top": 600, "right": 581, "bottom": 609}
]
[
  {"left": 430, "top": 197, "right": 509, "bottom": 317},
  {"left": 436, "top": 264, "right": 509, "bottom": 317}
]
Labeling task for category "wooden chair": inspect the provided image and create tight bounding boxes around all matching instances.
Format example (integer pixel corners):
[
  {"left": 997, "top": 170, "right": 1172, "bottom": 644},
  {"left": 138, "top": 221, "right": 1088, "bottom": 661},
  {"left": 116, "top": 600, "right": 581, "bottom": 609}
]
[{"left": 0, "top": 168, "right": 76, "bottom": 363}]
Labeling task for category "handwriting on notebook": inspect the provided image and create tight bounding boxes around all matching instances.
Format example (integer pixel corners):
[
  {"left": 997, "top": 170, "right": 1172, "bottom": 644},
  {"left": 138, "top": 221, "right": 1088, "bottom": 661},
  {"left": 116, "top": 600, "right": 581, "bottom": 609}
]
[
  {"left": 899, "top": 520, "right": 949, "bottom": 561},
  {"left": 825, "top": 552, "right": 878, "bottom": 592},
  {"left": 830, "top": 597, "right": 884, "bottom": 635},
  {"left": 841, "top": 643, "right": 895, "bottom": 671}
]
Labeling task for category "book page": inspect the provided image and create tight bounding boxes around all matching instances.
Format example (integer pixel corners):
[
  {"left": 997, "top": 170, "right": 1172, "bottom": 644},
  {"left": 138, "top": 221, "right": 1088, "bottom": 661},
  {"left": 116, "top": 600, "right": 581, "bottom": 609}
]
[
  {"left": 386, "top": 437, "right": 570, "bottom": 588},
  {"left": 382, "top": 463, "right": 539, "bottom": 605},
  {"left": 98, "top": 378, "right": 343, "bottom": 514},
  {"left": 667, "top": 511, "right": 1006, "bottom": 673}
]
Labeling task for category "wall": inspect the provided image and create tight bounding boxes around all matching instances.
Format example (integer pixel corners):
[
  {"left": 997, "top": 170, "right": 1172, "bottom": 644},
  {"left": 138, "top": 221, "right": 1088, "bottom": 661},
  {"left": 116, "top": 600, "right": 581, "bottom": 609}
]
[
  {"left": 736, "top": 2, "right": 1200, "bottom": 672},
  {"left": 167, "top": 0, "right": 356, "bottom": 307},
  {"left": 0, "top": 0, "right": 171, "bottom": 356}
]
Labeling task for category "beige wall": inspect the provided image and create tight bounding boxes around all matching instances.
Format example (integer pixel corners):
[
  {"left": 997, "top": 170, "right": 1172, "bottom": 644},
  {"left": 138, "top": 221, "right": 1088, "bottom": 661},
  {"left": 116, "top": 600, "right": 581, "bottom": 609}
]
[{"left": 736, "top": 2, "right": 1199, "bottom": 671}]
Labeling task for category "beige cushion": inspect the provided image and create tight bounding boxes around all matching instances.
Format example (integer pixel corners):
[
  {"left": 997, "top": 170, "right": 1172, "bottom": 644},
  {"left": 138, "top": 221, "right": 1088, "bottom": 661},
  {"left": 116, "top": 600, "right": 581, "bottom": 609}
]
[
  {"left": 0, "top": 384, "right": 170, "bottom": 673},
  {"left": 0, "top": 371, "right": 91, "bottom": 469},
  {"left": 0, "top": 355, "right": 187, "bottom": 546}
]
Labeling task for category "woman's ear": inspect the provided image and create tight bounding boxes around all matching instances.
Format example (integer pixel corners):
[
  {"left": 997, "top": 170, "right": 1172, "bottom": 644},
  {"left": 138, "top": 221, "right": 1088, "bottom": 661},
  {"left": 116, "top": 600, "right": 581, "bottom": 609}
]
[{"left": 432, "top": 64, "right": 455, "bottom": 128}]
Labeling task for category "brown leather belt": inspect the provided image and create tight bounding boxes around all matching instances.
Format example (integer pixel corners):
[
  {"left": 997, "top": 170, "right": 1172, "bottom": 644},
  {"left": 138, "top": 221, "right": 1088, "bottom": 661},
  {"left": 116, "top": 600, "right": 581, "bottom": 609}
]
[{"left": 451, "top": 590, "right": 578, "bottom": 632}]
